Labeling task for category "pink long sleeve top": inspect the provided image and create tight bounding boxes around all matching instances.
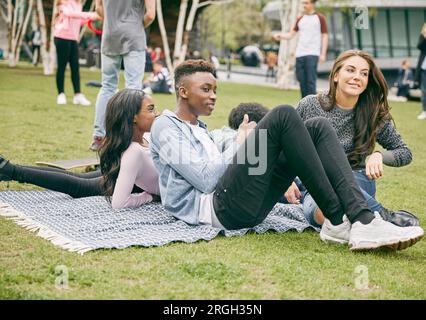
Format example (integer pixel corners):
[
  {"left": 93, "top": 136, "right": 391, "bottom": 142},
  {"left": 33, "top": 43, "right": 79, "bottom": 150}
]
[
  {"left": 111, "top": 134, "right": 161, "bottom": 209},
  {"left": 53, "top": 0, "right": 97, "bottom": 41}
]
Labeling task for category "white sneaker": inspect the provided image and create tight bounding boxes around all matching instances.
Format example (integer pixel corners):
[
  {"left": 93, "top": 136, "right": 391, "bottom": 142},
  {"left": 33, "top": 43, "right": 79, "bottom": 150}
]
[
  {"left": 73, "top": 93, "right": 91, "bottom": 106},
  {"left": 320, "top": 215, "right": 351, "bottom": 244},
  {"left": 417, "top": 111, "right": 426, "bottom": 120},
  {"left": 57, "top": 93, "right": 67, "bottom": 105},
  {"left": 349, "top": 217, "right": 424, "bottom": 251}
]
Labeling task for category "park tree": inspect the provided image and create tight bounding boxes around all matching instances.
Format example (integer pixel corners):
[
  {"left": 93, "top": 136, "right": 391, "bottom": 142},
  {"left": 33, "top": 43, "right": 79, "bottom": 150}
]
[
  {"left": 275, "top": 0, "right": 300, "bottom": 89},
  {"left": 156, "top": 0, "right": 234, "bottom": 76},
  {"left": 35, "top": 0, "right": 57, "bottom": 75},
  {"left": 199, "top": 0, "right": 271, "bottom": 56},
  {"left": 1, "top": 0, "right": 34, "bottom": 67},
  {"left": 1, "top": 0, "right": 94, "bottom": 74}
]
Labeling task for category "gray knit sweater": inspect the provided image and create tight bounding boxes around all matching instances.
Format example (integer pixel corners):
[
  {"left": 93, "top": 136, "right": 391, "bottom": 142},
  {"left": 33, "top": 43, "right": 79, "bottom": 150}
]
[{"left": 296, "top": 94, "right": 412, "bottom": 168}]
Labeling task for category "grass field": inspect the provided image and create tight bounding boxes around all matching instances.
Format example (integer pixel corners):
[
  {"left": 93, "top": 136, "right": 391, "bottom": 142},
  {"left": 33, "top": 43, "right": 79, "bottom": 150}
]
[{"left": 0, "top": 62, "right": 425, "bottom": 299}]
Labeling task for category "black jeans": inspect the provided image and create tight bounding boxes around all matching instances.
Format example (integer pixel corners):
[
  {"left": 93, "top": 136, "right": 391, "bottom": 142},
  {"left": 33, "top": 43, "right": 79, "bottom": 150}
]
[
  {"left": 213, "top": 105, "right": 373, "bottom": 230},
  {"left": 295, "top": 55, "right": 318, "bottom": 98},
  {"left": 54, "top": 37, "right": 81, "bottom": 94}
]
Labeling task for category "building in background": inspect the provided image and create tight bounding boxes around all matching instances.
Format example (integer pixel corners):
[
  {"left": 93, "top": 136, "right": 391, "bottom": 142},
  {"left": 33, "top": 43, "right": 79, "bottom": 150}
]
[{"left": 263, "top": 0, "right": 426, "bottom": 76}]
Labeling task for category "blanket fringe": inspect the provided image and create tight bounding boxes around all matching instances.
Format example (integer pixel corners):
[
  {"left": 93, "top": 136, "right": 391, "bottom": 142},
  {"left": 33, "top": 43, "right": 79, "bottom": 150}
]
[{"left": 0, "top": 202, "right": 93, "bottom": 255}]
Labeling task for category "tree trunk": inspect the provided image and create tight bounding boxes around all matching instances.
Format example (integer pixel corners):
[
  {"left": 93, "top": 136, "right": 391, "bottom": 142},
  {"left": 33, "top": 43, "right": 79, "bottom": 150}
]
[
  {"left": 178, "top": 0, "right": 199, "bottom": 64},
  {"left": 173, "top": 0, "right": 188, "bottom": 67},
  {"left": 8, "top": 0, "right": 34, "bottom": 67},
  {"left": 4, "top": 0, "right": 13, "bottom": 59},
  {"left": 276, "top": 0, "right": 300, "bottom": 89},
  {"left": 156, "top": 0, "right": 173, "bottom": 76},
  {"left": 36, "top": 0, "right": 52, "bottom": 74}
]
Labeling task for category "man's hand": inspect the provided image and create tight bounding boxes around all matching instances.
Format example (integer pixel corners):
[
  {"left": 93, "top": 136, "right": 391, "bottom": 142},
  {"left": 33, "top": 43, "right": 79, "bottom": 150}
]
[
  {"left": 319, "top": 54, "right": 326, "bottom": 64},
  {"left": 366, "top": 152, "right": 384, "bottom": 180},
  {"left": 284, "top": 182, "right": 302, "bottom": 204},
  {"left": 236, "top": 114, "right": 257, "bottom": 145}
]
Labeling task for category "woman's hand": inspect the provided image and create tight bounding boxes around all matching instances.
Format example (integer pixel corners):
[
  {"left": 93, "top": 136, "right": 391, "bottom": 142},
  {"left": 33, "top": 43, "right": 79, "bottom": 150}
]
[
  {"left": 235, "top": 114, "right": 257, "bottom": 145},
  {"left": 366, "top": 152, "right": 383, "bottom": 180},
  {"left": 284, "top": 182, "right": 302, "bottom": 204}
]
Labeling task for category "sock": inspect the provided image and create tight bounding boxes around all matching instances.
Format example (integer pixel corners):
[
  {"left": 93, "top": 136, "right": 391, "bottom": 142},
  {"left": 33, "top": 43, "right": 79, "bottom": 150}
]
[
  {"left": 329, "top": 215, "right": 344, "bottom": 226},
  {"left": 352, "top": 210, "right": 375, "bottom": 225}
]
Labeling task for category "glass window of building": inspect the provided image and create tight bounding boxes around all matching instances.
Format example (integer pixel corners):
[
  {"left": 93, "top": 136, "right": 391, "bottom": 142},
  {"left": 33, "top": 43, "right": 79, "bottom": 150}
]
[
  {"left": 390, "top": 9, "right": 409, "bottom": 57},
  {"left": 351, "top": 9, "right": 374, "bottom": 56},
  {"left": 373, "top": 10, "right": 390, "bottom": 58}
]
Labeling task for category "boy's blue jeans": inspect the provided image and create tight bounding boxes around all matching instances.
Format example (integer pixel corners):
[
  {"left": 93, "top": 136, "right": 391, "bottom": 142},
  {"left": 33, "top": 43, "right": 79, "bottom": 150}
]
[{"left": 93, "top": 50, "right": 146, "bottom": 138}]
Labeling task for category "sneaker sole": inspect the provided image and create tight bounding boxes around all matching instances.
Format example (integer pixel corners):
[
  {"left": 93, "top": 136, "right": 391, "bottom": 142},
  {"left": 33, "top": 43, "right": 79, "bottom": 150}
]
[
  {"left": 349, "top": 234, "right": 423, "bottom": 251},
  {"left": 320, "top": 232, "right": 349, "bottom": 245}
]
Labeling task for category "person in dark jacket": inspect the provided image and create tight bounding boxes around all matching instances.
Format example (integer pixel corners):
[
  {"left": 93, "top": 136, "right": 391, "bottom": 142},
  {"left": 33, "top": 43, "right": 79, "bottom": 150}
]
[
  {"left": 415, "top": 22, "right": 426, "bottom": 120},
  {"left": 394, "top": 59, "right": 414, "bottom": 101}
]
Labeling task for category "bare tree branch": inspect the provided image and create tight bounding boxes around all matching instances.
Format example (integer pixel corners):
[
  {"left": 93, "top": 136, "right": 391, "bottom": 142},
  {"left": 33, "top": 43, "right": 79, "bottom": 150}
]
[
  {"left": 197, "top": 0, "right": 234, "bottom": 9},
  {"left": 156, "top": 0, "right": 173, "bottom": 75}
]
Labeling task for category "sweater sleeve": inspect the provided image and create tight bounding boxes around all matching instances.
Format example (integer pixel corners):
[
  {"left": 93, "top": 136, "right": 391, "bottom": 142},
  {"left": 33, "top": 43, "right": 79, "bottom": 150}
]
[
  {"left": 59, "top": 5, "right": 97, "bottom": 23},
  {"left": 295, "top": 96, "right": 312, "bottom": 121},
  {"left": 376, "top": 120, "right": 412, "bottom": 167},
  {"left": 111, "top": 146, "right": 153, "bottom": 209}
]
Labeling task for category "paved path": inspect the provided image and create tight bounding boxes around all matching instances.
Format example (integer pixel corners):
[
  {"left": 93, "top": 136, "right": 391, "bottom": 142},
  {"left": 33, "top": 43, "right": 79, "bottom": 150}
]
[{"left": 216, "top": 65, "right": 329, "bottom": 91}]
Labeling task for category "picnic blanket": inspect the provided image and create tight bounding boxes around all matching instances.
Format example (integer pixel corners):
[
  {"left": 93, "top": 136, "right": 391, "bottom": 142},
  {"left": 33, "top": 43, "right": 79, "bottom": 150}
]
[{"left": 0, "top": 190, "right": 318, "bottom": 254}]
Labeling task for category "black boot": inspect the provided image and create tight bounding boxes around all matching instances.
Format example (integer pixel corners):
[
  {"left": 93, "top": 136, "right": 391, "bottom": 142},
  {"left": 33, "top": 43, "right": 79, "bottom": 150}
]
[
  {"left": 378, "top": 207, "right": 420, "bottom": 227},
  {"left": 0, "top": 155, "right": 12, "bottom": 182}
]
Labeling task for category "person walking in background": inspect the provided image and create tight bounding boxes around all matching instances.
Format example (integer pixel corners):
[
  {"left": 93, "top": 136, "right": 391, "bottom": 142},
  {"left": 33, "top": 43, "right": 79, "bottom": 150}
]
[
  {"left": 30, "top": 23, "right": 42, "bottom": 66},
  {"left": 273, "top": 0, "right": 328, "bottom": 98},
  {"left": 415, "top": 22, "right": 426, "bottom": 120},
  {"left": 90, "top": 0, "right": 156, "bottom": 151},
  {"left": 394, "top": 59, "right": 414, "bottom": 102},
  {"left": 54, "top": 0, "right": 99, "bottom": 106}
]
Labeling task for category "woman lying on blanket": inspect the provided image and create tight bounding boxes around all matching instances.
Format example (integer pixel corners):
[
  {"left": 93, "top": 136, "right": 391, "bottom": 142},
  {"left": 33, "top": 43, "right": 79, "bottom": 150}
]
[{"left": 0, "top": 89, "right": 161, "bottom": 209}]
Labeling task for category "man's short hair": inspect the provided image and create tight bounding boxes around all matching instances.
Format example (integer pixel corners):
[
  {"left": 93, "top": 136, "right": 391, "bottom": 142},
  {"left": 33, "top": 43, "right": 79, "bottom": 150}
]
[
  {"left": 228, "top": 102, "right": 269, "bottom": 130},
  {"left": 174, "top": 59, "right": 216, "bottom": 90}
]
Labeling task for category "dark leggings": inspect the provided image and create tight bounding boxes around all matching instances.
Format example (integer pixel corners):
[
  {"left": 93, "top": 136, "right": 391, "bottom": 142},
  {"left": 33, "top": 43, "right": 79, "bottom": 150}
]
[
  {"left": 4, "top": 165, "right": 145, "bottom": 198},
  {"left": 54, "top": 37, "right": 81, "bottom": 94},
  {"left": 213, "top": 105, "right": 374, "bottom": 229},
  {"left": 9, "top": 165, "right": 103, "bottom": 198}
]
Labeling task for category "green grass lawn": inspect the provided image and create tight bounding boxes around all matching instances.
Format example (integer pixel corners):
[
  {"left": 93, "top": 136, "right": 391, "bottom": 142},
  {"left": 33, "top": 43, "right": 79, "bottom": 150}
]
[{"left": 0, "top": 63, "right": 425, "bottom": 299}]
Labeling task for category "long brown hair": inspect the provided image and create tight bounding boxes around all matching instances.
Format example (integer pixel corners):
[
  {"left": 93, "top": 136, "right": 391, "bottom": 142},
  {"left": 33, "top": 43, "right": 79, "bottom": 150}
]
[{"left": 321, "top": 50, "right": 393, "bottom": 167}]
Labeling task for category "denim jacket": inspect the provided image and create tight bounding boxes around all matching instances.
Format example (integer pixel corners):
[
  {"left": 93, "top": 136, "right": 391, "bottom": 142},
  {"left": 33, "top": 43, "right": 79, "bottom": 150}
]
[{"left": 150, "top": 110, "right": 238, "bottom": 225}]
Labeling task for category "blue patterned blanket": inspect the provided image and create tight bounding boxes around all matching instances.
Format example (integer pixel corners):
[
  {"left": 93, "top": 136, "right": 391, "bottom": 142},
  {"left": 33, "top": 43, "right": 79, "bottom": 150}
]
[{"left": 0, "top": 191, "right": 317, "bottom": 254}]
